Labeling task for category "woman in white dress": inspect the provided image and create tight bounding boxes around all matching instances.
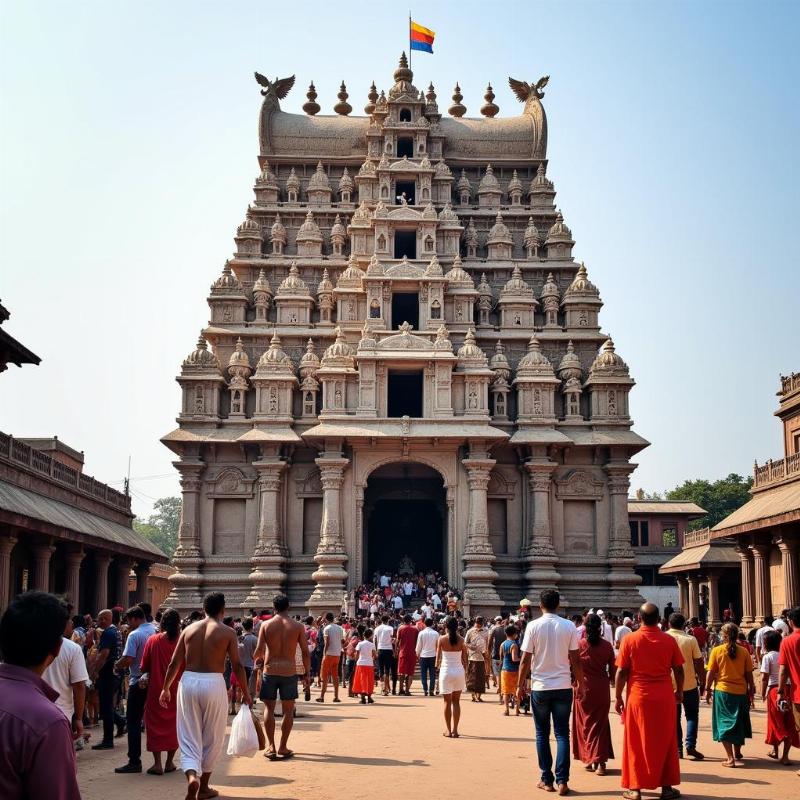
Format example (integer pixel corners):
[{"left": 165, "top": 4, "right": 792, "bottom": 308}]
[{"left": 436, "top": 616, "right": 468, "bottom": 738}]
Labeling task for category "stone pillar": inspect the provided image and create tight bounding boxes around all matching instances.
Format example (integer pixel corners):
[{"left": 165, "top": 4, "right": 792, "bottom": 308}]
[
  {"left": 750, "top": 542, "right": 770, "bottom": 626},
  {"left": 307, "top": 454, "right": 350, "bottom": 614},
  {"left": 134, "top": 563, "right": 151, "bottom": 604},
  {"left": 523, "top": 459, "right": 560, "bottom": 595},
  {"left": 460, "top": 456, "right": 501, "bottom": 614},
  {"left": 707, "top": 570, "right": 721, "bottom": 630},
  {"left": 245, "top": 459, "right": 287, "bottom": 606},
  {"left": 31, "top": 542, "right": 55, "bottom": 592},
  {"left": 166, "top": 460, "right": 205, "bottom": 610},
  {"left": 676, "top": 576, "right": 689, "bottom": 616},
  {"left": 604, "top": 464, "right": 640, "bottom": 605},
  {"left": 736, "top": 545, "right": 754, "bottom": 627},
  {"left": 687, "top": 574, "right": 700, "bottom": 620},
  {"left": 775, "top": 535, "right": 799, "bottom": 609},
  {"left": 0, "top": 533, "right": 18, "bottom": 612},
  {"left": 63, "top": 548, "right": 84, "bottom": 610},
  {"left": 94, "top": 553, "right": 111, "bottom": 612},
  {"left": 113, "top": 557, "right": 131, "bottom": 608}
]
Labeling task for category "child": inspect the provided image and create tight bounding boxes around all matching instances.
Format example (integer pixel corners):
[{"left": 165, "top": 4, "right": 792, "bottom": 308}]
[
  {"left": 352, "top": 628, "right": 377, "bottom": 704},
  {"left": 761, "top": 629, "right": 799, "bottom": 764},
  {"left": 346, "top": 626, "right": 363, "bottom": 698},
  {"left": 500, "top": 624, "right": 520, "bottom": 716}
]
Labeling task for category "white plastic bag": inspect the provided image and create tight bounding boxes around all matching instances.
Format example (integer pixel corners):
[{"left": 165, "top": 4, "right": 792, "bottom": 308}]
[{"left": 226, "top": 705, "right": 259, "bottom": 757}]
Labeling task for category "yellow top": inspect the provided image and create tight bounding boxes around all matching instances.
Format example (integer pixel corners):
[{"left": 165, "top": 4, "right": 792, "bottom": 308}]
[
  {"left": 667, "top": 628, "right": 702, "bottom": 691},
  {"left": 708, "top": 643, "right": 753, "bottom": 695}
]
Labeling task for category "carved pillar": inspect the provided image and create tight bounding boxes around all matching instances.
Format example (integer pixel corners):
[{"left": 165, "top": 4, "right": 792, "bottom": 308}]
[
  {"left": 604, "top": 464, "right": 640, "bottom": 603},
  {"left": 166, "top": 460, "right": 205, "bottom": 610},
  {"left": 134, "top": 563, "right": 151, "bottom": 604},
  {"left": 63, "top": 547, "right": 84, "bottom": 610},
  {"left": 736, "top": 545, "right": 754, "bottom": 626},
  {"left": 775, "top": 535, "right": 799, "bottom": 609},
  {"left": 750, "top": 542, "right": 770, "bottom": 626},
  {"left": 94, "top": 553, "right": 111, "bottom": 612},
  {"left": 707, "top": 570, "right": 721, "bottom": 630},
  {"left": 113, "top": 557, "right": 131, "bottom": 608},
  {"left": 31, "top": 542, "right": 55, "bottom": 593},
  {"left": 687, "top": 574, "right": 700, "bottom": 620},
  {"left": 245, "top": 459, "right": 287, "bottom": 606},
  {"left": 0, "top": 533, "right": 18, "bottom": 612},
  {"left": 460, "top": 456, "right": 501, "bottom": 613},
  {"left": 307, "top": 454, "right": 350, "bottom": 613},
  {"left": 523, "top": 459, "right": 560, "bottom": 594},
  {"left": 676, "top": 576, "right": 689, "bottom": 616}
]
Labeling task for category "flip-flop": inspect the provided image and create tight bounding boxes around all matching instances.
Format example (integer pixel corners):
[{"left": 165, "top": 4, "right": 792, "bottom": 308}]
[
  {"left": 442, "top": 732, "right": 452, "bottom": 738},
  {"left": 315, "top": 698, "right": 324, "bottom": 703},
  {"left": 451, "top": 732, "right": 459, "bottom": 738},
  {"left": 621, "top": 792, "right": 640, "bottom": 800},
  {"left": 265, "top": 751, "right": 278, "bottom": 761},
  {"left": 164, "top": 765, "right": 177, "bottom": 773},
  {"left": 721, "top": 760, "right": 736, "bottom": 768},
  {"left": 537, "top": 782, "right": 556, "bottom": 793},
  {"left": 146, "top": 767, "right": 163, "bottom": 775},
  {"left": 768, "top": 752, "right": 779, "bottom": 759},
  {"left": 279, "top": 750, "right": 294, "bottom": 760},
  {"left": 333, "top": 698, "right": 341, "bottom": 703},
  {"left": 659, "top": 791, "right": 680, "bottom": 800}
]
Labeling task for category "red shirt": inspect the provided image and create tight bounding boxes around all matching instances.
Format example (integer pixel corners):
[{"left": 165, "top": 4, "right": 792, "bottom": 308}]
[
  {"left": 690, "top": 626, "right": 708, "bottom": 649},
  {"left": 779, "top": 630, "right": 800, "bottom": 703}
]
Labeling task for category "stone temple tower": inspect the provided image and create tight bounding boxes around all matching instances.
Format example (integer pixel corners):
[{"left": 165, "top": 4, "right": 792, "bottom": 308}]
[{"left": 162, "top": 55, "right": 648, "bottom": 615}]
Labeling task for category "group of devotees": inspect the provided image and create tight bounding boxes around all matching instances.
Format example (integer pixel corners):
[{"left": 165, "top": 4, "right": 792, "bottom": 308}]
[{"left": 2, "top": 588, "right": 800, "bottom": 800}]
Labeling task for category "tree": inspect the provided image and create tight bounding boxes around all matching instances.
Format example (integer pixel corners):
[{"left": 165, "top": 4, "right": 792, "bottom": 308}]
[
  {"left": 134, "top": 496, "right": 181, "bottom": 558},
  {"left": 665, "top": 473, "right": 753, "bottom": 530}
]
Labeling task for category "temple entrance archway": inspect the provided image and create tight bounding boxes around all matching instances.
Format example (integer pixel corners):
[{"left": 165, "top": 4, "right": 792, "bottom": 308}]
[{"left": 363, "top": 462, "right": 446, "bottom": 582}]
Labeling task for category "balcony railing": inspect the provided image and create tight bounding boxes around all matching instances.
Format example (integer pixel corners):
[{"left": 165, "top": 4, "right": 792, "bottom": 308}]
[
  {"left": 0, "top": 432, "right": 131, "bottom": 512},
  {"left": 753, "top": 452, "right": 800, "bottom": 489},
  {"left": 683, "top": 527, "right": 711, "bottom": 548}
]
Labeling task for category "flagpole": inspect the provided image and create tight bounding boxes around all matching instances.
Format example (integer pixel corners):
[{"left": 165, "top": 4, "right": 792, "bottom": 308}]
[{"left": 408, "top": 11, "right": 411, "bottom": 69}]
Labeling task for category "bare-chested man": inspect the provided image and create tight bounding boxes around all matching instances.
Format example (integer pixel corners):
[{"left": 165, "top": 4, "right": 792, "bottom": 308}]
[
  {"left": 253, "top": 594, "right": 309, "bottom": 760},
  {"left": 160, "top": 592, "right": 252, "bottom": 800}
]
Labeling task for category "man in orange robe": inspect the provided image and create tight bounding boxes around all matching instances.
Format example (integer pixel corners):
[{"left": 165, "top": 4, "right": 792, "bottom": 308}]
[{"left": 615, "top": 603, "right": 684, "bottom": 800}]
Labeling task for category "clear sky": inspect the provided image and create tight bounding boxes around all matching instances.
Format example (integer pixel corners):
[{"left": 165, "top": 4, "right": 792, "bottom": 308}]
[{"left": 1, "top": 1, "right": 798, "bottom": 519}]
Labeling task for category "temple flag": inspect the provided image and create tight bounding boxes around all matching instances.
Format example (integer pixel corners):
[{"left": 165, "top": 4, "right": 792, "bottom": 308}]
[{"left": 410, "top": 20, "right": 435, "bottom": 53}]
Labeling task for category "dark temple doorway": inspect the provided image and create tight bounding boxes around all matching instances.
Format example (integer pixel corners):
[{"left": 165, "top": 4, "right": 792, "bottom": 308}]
[
  {"left": 391, "top": 291, "right": 419, "bottom": 329},
  {"left": 363, "top": 462, "right": 445, "bottom": 582}
]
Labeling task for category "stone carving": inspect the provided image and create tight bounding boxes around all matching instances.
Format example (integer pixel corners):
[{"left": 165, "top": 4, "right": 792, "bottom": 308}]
[
  {"left": 508, "top": 75, "right": 549, "bottom": 102},
  {"left": 555, "top": 469, "right": 604, "bottom": 500}
]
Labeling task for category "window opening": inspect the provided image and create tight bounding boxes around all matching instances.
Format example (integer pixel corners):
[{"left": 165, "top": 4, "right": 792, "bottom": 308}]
[
  {"left": 391, "top": 292, "right": 419, "bottom": 329},
  {"left": 393, "top": 229, "right": 416, "bottom": 259},
  {"left": 387, "top": 371, "right": 423, "bottom": 417}
]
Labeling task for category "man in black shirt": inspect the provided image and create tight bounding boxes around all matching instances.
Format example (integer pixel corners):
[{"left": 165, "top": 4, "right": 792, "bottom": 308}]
[{"left": 90, "top": 609, "right": 125, "bottom": 748}]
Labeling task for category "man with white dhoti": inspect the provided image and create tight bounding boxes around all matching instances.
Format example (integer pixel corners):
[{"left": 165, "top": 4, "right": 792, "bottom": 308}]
[{"left": 160, "top": 592, "right": 252, "bottom": 800}]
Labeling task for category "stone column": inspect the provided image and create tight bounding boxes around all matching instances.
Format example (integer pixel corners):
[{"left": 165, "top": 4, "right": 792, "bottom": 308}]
[
  {"left": 63, "top": 548, "right": 84, "bottom": 610},
  {"left": 775, "top": 535, "right": 799, "bottom": 609},
  {"left": 736, "top": 545, "right": 754, "bottom": 627},
  {"left": 31, "top": 542, "right": 55, "bottom": 593},
  {"left": 460, "top": 456, "right": 501, "bottom": 614},
  {"left": 750, "top": 542, "right": 770, "bottom": 626},
  {"left": 245, "top": 459, "right": 287, "bottom": 606},
  {"left": 166, "top": 460, "right": 205, "bottom": 610},
  {"left": 94, "top": 553, "right": 112, "bottom": 612},
  {"left": 604, "top": 464, "right": 640, "bottom": 604},
  {"left": 687, "top": 574, "right": 700, "bottom": 620},
  {"left": 523, "top": 459, "right": 560, "bottom": 595},
  {"left": 0, "top": 533, "right": 18, "bottom": 612},
  {"left": 134, "top": 563, "right": 151, "bottom": 604},
  {"left": 707, "top": 570, "right": 721, "bottom": 629},
  {"left": 307, "top": 454, "right": 350, "bottom": 614},
  {"left": 113, "top": 557, "right": 131, "bottom": 608},
  {"left": 676, "top": 576, "right": 689, "bottom": 616}
]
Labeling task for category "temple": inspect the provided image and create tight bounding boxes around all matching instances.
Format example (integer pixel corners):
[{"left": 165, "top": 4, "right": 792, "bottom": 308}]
[{"left": 162, "top": 55, "right": 649, "bottom": 615}]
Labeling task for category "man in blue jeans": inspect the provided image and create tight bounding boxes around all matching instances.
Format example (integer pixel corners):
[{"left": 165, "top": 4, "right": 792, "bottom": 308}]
[
  {"left": 517, "top": 589, "right": 582, "bottom": 795},
  {"left": 415, "top": 617, "right": 439, "bottom": 695},
  {"left": 666, "top": 612, "right": 705, "bottom": 760}
]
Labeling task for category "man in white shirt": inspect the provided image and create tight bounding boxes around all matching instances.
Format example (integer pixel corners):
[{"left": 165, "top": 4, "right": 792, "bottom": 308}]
[
  {"left": 415, "top": 618, "right": 439, "bottom": 696},
  {"left": 391, "top": 593, "right": 404, "bottom": 612},
  {"left": 517, "top": 589, "right": 582, "bottom": 796},
  {"left": 614, "top": 617, "right": 633, "bottom": 654},
  {"left": 380, "top": 573, "right": 390, "bottom": 589},
  {"left": 318, "top": 612, "right": 344, "bottom": 703},
  {"left": 773, "top": 609, "right": 790, "bottom": 637},
  {"left": 420, "top": 601, "right": 433, "bottom": 620},
  {"left": 755, "top": 614, "right": 776, "bottom": 662},
  {"left": 596, "top": 610, "right": 614, "bottom": 645},
  {"left": 431, "top": 592, "right": 442, "bottom": 611},
  {"left": 42, "top": 616, "right": 89, "bottom": 746},
  {"left": 374, "top": 615, "right": 396, "bottom": 696},
  {"left": 402, "top": 580, "right": 414, "bottom": 607}
]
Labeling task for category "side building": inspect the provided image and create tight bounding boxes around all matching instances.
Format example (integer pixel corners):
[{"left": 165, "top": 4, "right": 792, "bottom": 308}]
[
  {"left": 163, "top": 55, "right": 649, "bottom": 615},
  {"left": 710, "top": 372, "right": 800, "bottom": 625}
]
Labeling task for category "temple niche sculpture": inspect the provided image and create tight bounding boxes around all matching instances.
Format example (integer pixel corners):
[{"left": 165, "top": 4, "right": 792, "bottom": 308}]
[{"left": 162, "top": 54, "right": 648, "bottom": 615}]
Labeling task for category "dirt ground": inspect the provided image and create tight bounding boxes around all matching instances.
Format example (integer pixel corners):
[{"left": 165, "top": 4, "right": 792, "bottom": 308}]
[{"left": 78, "top": 690, "right": 799, "bottom": 800}]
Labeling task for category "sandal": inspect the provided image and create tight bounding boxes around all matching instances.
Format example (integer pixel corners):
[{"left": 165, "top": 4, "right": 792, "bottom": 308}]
[
  {"left": 622, "top": 792, "right": 640, "bottom": 800},
  {"left": 659, "top": 791, "right": 680, "bottom": 800},
  {"left": 721, "top": 759, "right": 735, "bottom": 768},
  {"left": 537, "top": 782, "right": 556, "bottom": 793},
  {"left": 146, "top": 766, "right": 163, "bottom": 775}
]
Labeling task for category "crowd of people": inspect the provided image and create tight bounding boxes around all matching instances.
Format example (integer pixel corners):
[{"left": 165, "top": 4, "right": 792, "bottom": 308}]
[{"left": 1, "top": 584, "right": 800, "bottom": 800}]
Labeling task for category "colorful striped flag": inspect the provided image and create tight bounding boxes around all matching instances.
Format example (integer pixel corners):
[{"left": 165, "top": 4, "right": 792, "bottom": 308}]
[{"left": 410, "top": 20, "right": 435, "bottom": 54}]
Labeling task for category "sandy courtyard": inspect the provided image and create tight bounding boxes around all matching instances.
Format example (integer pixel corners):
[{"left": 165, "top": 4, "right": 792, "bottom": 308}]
[{"left": 78, "top": 691, "right": 798, "bottom": 800}]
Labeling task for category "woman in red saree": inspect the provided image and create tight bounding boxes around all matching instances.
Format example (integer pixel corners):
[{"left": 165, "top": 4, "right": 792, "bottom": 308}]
[
  {"left": 140, "top": 608, "right": 184, "bottom": 775},
  {"left": 572, "top": 613, "right": 616, "bottom": 775}
]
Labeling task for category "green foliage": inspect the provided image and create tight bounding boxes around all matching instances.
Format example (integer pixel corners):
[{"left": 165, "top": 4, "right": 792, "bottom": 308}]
[
  {"left": 665, "top": 473, "right": 753, "bottom": 530},
  {"left": 134, "top": 496, "right": 181, "bottom": 557}
]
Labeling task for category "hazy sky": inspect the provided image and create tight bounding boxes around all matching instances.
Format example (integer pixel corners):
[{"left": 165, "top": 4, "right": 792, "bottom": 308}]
[{"left": 1, "top": 1, "right": 798, "bottom": 520}]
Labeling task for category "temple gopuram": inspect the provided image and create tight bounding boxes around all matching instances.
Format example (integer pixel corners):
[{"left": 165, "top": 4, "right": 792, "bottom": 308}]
[{"left": 162, "top": 55, "right": 649, "bottom": 615}]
